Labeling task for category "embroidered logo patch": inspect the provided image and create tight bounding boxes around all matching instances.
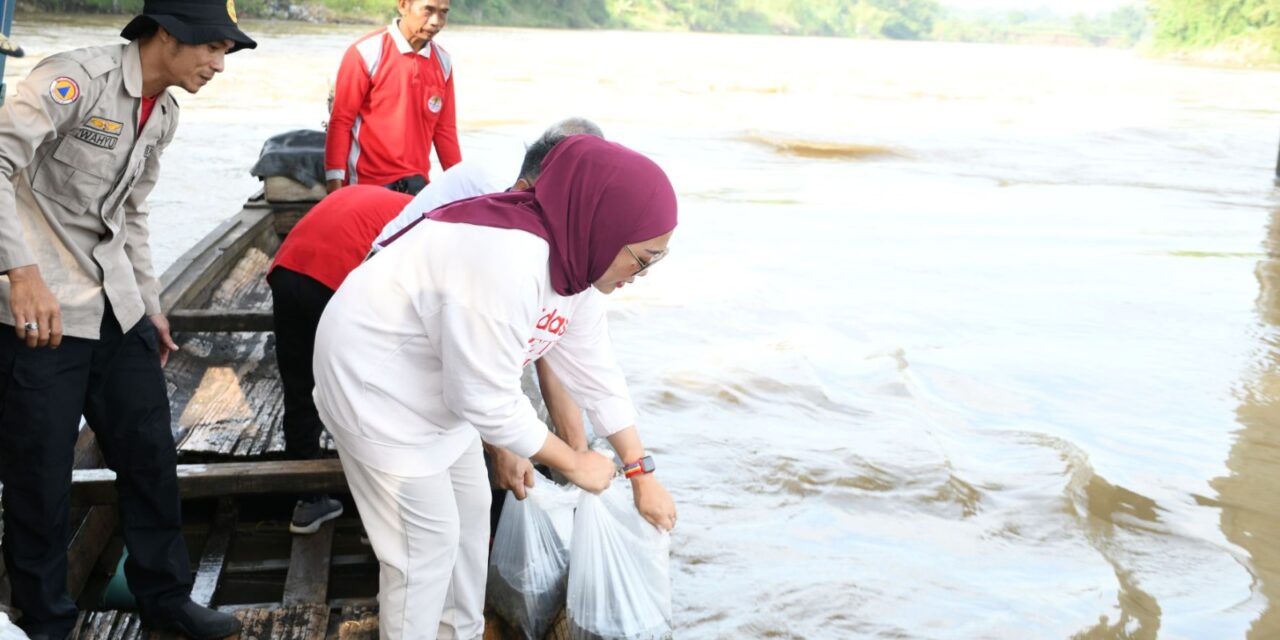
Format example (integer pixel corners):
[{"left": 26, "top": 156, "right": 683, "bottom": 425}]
[
  {"left": 427, "top": 95, "right": 443, "bottom": 113},
  {"left": 84, "top": 116, "right": 123, "bottom": 136},
  {"left": 49, "top": 77, "right": 79, "bottom": 105},
  {"left": 227, "top": 0, "right": 238, "bottom": 23}
]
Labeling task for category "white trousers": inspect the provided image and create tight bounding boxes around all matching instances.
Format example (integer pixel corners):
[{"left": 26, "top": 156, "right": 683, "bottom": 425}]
[{"left": 337, "top": 435, "right": 492, "bottom": 640}]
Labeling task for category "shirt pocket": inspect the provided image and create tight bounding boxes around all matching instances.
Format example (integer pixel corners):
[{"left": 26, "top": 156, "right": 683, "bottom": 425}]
[{"left": 30, "top": 136, "right": 117, "bottom": 215}]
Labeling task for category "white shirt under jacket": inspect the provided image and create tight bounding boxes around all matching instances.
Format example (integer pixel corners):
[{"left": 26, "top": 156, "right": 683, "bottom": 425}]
[{"left": 313, "top": 218, "right": 637, "bottom": 477}]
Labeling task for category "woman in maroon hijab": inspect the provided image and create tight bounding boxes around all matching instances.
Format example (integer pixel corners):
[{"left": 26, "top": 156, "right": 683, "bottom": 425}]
[{"left": 312, "top": 136, "right": 678, "bottom": 640}]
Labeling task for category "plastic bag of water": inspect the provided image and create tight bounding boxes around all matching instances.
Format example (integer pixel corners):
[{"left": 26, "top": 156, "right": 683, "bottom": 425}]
[
  {"left": 487, "top": 481, "right": 580, "bottom": 639},
  {"left": 567, "top": 480, "right": 672, "bottom": 640}
]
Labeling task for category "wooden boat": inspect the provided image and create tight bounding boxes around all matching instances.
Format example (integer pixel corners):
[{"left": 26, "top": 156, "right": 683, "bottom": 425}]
[{"left": 0, "top": 180, "right": 562, "bottom": 639}]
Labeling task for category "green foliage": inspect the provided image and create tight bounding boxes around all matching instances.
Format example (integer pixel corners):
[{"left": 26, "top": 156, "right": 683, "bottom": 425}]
[
  {"left": 1146, "top": 0, "right": 1280, "bottom": 61},
  {"left": 932, "top": 4, "right": 1145, "bottom": 47},
  {"left": 1149, "top": 0, "right": 1280, "bottom": 46},
  {"left": 21, "top": 0, "right": 944, "bottom": 39}
]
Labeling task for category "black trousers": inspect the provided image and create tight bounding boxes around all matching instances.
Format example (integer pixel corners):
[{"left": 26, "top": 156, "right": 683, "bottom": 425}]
[
  {"left": 267, "top": 267, "right": 335, "bottom": 461},
  {"left": 384, "top": 174, "right": 427, "bottom": 196},
  {"left": 0, "top": 310, "right": 190, "bottom": 635}
]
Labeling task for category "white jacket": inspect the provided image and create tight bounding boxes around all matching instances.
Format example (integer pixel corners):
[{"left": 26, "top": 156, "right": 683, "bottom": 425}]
[{"left": 313, "top": 219, "right": 636, "bottom": 477}]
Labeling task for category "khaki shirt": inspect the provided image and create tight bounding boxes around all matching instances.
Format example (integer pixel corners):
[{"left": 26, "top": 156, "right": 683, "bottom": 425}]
[{"left": 0, "top": 41, "right": 179, "bottom": 339}]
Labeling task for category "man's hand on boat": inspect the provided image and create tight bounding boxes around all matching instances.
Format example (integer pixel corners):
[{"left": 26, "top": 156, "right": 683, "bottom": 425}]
[
  {"left": 326, "top": 179, "right": 343, "bottom": 194},
  {"left": 7, "top": 265, "right": 63, "bottom": 348},
  {"left": 489, "top": 443, "right": 537, "bottom": 500},
  {"left": 149, "top": 313, "right": 180, "bottom": 367}
]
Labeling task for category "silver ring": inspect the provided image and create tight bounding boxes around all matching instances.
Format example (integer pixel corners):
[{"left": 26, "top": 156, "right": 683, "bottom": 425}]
[{"left": 22, "top": 321, "right": 37, "bottom": 332}]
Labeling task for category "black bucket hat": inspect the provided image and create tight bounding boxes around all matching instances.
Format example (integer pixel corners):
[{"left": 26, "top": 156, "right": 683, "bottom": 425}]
[{"left": 121, "top": 0, "right": 257, "bottom": 53}]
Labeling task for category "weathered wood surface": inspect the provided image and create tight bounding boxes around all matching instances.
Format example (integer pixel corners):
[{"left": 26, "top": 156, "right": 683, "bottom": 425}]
[
  {"left": 282, "top": 521, "right": 335, "bottom": 605},
  {"left": 163, "top": 245, "right": 336, "bottom": 460},
  {"left": 70, "top": 609, "right": 147, "bottom": 640},
  {"left": 158, "top": 206, "right": 276, "bottom": 315},
  {"left": 70, "top": 605, "right": 330, "bottom": 640},
  {"left": 334, "top": 605, "right": 378, "bottom": 640},
  {"left": 191, "top": 498, "right": 237, "bottom": 607},
  {"left": 233, "top": 605, "right": 329, "bottom": 640},
  {"left": 66, "top": 505, "right": 117, "bottom": 599},
  {"left": 169, "top": 309, "right": 274, "bottom": 332},
  {"left": 225, "top": 552, "right": 375, "bottom": 575},
  {"left": 66, "top": 424, "right": 114, "bottom": 601},
  {"left": 71, "top": 460, "right": 347, "bottom": 507}
]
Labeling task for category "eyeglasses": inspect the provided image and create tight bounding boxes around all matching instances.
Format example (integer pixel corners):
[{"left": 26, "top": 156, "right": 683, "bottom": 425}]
[{"left": 625, "top": 245, "right": 669, "bottom": 277}]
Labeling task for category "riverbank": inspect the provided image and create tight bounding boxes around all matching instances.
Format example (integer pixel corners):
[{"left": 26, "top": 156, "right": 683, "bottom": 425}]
[{"left": 1149, "top": 36, "right": 1280, "bottom": 68}]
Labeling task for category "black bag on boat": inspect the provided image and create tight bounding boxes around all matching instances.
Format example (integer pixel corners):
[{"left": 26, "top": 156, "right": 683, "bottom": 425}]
[{"left": 249, "top": 129, "right": 327, "bottom": 187}]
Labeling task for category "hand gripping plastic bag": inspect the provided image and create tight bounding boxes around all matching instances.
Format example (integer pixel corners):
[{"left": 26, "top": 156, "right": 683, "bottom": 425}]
[
  {"left": 567, "top": 481, "right": 672, "bottom": 640},
  {"left": 488, "top": 481, "right": 581, "bottom": 639}
]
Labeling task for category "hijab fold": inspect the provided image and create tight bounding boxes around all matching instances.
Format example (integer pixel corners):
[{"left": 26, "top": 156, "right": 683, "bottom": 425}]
[{"left": 426, "top": 135, "right": 678, "bottom": 296}]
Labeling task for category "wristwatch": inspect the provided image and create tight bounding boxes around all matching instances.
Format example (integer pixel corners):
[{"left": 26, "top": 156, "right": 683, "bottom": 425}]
[{"left": 623, "top": 455, "right": 655, "bottom": 479}]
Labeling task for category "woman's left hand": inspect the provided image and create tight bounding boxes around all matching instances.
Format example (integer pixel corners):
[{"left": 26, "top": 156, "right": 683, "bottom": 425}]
[{"left": 631, "top": 474, "right": 676, "bottom": 531}]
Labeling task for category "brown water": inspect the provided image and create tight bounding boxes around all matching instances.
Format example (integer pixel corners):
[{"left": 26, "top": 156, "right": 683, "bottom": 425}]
[{"left": 9, "top": 14, "right": 1280, "bottom": 639}]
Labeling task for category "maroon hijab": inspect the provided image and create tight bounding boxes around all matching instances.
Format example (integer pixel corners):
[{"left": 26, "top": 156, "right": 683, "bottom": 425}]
[{"left": 427, "top": 135, "right": 678, "bottom": 295}]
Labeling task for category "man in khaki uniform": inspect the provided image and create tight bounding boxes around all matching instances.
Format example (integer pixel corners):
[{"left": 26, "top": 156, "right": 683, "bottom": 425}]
[{"left": 0, "top": 2, "right": 255, "bottom": 638}]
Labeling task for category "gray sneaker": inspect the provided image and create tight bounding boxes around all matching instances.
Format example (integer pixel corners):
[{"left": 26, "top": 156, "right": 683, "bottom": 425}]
[{"left": 290, "top": 495, "right": 344, "bottom": 534}]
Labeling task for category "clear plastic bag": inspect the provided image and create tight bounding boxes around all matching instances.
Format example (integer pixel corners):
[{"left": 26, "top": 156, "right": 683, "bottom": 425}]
[
  {"left": 487, "top": 481, "right": 580, "bottom": 639},
  {"left": 0, "top": 611, "right": 28, "bottom": 640},
  {"left": 567, "top": 480, "right": 672, "bottom": 640}
]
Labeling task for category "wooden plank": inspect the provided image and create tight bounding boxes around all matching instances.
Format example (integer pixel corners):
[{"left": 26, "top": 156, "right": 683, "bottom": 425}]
[
  {"left": 71, "top": 459, "right": 347, "bottom": 507},
  {"left": 158, "top": 207, "right": 274, "bottom": 314},
  {"left": 168, "top": 309, "right": 274, "bottom": 332},
  {"left": 191, "top": 497, "right": 237, "bottom": 607},
  {"left": 232, "top": 607, "right": 274, "bottom": 640},
  {"left": 332, "top": 605, "right": 377, "bottom": 640},
  {"left": 270, "top": 605, "right": 329, "bottom": 640},
  {"left": 65, "top": 425, "right": 112, "bottom": 601},
  {"left": 169, "top": 333, "right": 284, "bottom": 457},
  {"left": 66, "top": 505, "right": 116, "bottom": 600},
  {"left": 114, "top": 612, "right": 144, "bottom": 640},
  {"left": 282, "top": 521, "right": 335, "bottom": 605},
  {"left": 225, "top": 552, "right": 375, "bottom": 575},
  {"left": 72, "top": 424, "right": 105, "bottom": 468}
]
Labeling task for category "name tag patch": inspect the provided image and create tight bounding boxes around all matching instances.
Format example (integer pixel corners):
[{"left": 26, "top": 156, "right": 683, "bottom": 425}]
[{"left": 72, "top": 127, "right": 118, "bottom": 149}]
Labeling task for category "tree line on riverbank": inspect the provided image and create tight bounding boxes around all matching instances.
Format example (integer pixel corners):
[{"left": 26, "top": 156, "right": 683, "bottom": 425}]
[
  {"left": 14, "top": 0, "right": 1280, "bottom": 63},
  {"left": 1148, "top": 0, "right": 1279, "bottom": 62}
]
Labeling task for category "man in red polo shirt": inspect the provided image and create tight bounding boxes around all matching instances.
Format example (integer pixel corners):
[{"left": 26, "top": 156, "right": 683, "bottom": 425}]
[
  {"left": 267, "top": 186, "right": 409, "bottom": 533},
  {"left": 324, "top": 0, "right": 459, "bottom": 196}
]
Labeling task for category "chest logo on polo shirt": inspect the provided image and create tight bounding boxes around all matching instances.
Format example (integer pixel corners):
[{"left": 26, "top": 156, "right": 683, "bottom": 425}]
[
  {"left": 427, "top": 95, "right": 443, "bottom": 113},
  {"left": 227, "top": 0, "right": 238, "bottom": 22},
  {"left": 49, "top": 77, "right": 80, "bottom": 105},
  {"left": 84, "top": 116, "right": 124, "bottom": 136}
]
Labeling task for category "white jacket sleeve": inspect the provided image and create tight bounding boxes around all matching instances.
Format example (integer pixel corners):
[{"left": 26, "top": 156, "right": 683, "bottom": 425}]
[
  {"left": 541, "top": 290, "right": 637, "bottom": 437},
  {"left": 433, "top": 302, "right": 550, "bottom": 458}
]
